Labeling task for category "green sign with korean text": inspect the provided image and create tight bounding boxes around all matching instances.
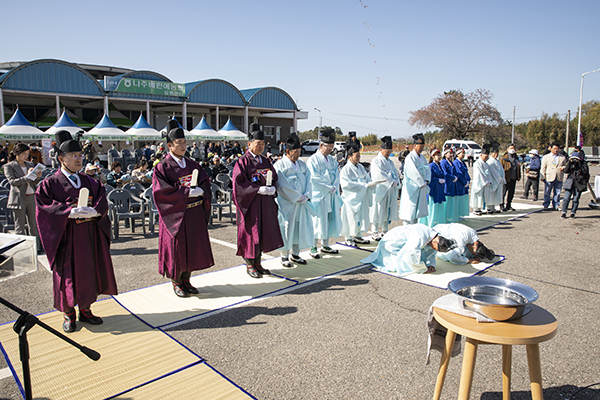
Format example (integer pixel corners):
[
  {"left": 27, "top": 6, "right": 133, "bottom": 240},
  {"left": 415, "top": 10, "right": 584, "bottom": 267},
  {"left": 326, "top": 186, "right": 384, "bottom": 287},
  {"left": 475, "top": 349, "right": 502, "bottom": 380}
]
[{"left": 115, "top": 78, "right": 186, "bottom": 97}]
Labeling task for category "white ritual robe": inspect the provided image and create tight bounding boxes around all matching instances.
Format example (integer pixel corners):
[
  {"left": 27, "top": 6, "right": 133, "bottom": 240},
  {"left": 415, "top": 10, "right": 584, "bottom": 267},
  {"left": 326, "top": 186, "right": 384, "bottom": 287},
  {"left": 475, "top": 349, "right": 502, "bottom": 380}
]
[
  {"left": 486, "top": 156, "right": 505, "bottom": 207},
  {"left": 433, "top": 223, "right": 479, "bottom": 264},
  {"left": 470, "top": 158, "right": 492, "bottom": 210},
  {"left": 360, "top": 224, "right": 438, "bottom": 276},
  {"left": 369, "top": 152, "right": 400, "bottom": 229},
  {"left": 307, "top": 151, "right": 343, "bottom": 240},
  {"left": 399, "top": 151, "right": 431, "bottom": 222},
  {"left": 275, "top": 155, "right": 315, "bottom": 251},
  {"left": 340, "top": 161, "right": 373, "bottom": 238}
]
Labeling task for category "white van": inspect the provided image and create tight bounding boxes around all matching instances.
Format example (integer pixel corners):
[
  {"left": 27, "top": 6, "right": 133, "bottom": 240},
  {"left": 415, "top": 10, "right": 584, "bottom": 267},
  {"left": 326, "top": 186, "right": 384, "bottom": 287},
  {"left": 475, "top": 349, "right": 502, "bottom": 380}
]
[{"left": 443, "top": 139, "right": 482, "bottom": 159}]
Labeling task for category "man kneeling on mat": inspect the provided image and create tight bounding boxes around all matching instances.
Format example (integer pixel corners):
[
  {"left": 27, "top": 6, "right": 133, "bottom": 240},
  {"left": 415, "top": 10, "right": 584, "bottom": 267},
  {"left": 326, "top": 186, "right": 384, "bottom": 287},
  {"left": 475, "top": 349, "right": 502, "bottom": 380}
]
[{"left": 433, "top": 223, "right": 495, "bottom": 265}]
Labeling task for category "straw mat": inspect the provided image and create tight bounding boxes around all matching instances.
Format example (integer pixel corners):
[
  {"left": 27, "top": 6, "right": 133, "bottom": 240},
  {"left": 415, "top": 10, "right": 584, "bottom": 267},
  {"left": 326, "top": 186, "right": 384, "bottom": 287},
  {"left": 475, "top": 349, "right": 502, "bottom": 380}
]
[
  {"left": 112, "top": 362, "right": 251, "bottom": 399},
  {"left": 0, "top": 298, "right": 202, "bottom": 400},
  {"left": 114, "top": 265, "right": 296, "bottom": 328}
]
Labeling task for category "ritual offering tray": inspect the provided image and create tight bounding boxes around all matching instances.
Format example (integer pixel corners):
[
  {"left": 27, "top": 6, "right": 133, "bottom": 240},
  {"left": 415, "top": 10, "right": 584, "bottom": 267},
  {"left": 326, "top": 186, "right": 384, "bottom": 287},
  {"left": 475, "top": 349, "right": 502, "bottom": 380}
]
[{"left": 448, "top": 276, "right": 538, "bottom": 321}]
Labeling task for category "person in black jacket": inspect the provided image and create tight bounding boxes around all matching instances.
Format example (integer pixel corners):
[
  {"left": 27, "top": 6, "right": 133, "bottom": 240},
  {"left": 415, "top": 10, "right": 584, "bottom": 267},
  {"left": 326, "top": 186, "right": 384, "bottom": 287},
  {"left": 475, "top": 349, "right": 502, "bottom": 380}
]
[{"left": 561, "top": 151, "right": 589, "bottom": 219}]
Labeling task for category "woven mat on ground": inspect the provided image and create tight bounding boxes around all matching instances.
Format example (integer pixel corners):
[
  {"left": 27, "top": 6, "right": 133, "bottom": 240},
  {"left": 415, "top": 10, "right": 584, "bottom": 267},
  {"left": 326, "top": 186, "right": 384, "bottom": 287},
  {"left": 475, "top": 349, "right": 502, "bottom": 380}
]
[
  {"left": 111, "top": 362, "right": 252, "bottom": 399},
  {"left": 268, "top": 244, "right": 370, "bottom": 283},
  {"left": 114, "top": 265, "right": 296, "bottom": 328},
  {"left": 459, "top": 202, "right": 542, "bottom": 231},
  {"left": 0, "top": 298, "right": 204, "bottom": 400},
  {"left": 371, "top": 255, "right": 505, "bottom": 289}
]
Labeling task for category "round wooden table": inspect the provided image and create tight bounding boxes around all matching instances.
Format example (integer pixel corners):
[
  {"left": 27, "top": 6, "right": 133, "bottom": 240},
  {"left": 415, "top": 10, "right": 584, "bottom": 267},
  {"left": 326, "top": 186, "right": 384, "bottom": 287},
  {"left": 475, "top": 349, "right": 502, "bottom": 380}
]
[{"left": 432, "top": 304, "right": 557, "bottom": 400}]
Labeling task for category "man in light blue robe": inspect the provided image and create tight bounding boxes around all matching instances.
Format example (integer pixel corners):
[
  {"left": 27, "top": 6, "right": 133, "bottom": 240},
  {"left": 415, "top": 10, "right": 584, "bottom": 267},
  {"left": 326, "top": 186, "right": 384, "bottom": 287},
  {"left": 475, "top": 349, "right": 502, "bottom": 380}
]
[
  {"left": 470, "top": 146, "right": 492, "bottom": 215},
  {"left": 307, "top": 128, "right": 343, "bottom": 258},
  {"left": 361, "top": 224, "right": 455, "bottom": 275},
  {"left": 340, "top": 141, "right": 376, "bottom": 246},
  {"left": 433, "top": 223, "right": 495, "bottom": 265},
  {"left": 275, "top": 133, "right": 315, "bottom": 267},
  {"left": 399, "top": 133, "right": 431, "bottom": 225},
  {"left": 369, "top": 136, "right": 400, "bottom": 241}
]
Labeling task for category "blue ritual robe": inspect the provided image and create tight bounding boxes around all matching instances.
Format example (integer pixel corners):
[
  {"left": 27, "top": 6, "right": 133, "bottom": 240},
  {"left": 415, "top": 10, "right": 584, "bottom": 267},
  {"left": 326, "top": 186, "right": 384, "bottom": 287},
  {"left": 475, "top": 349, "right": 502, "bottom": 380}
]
[
  {"left": 369, "top": 153, "right": 400, "bottom": 228},
  {"left": 486, "top": 156, "right": 505, "bottom": 207},
  {"left": 470, "top": 158, "right": 492, "bottom": 210},
  {"left": 274, "top": 155, "right": 315, "bottom": 251},
  {"left": 340, "top": 161, "right": 373, "bottom": 238},
  {"left": 440, "top": 158, "right": 459, "bottom": 223},
  {"left": 419, "top": 161, "right": 446, "bottom": 227},
  {"left": 453, "top": 158, "right": 471, "bottom": 218},
  {"left": 361, "top": 224, "right": 438, "bottom": 276},
  {"left": 399, "top": 151, "right": 431, "bottom": 222},
  {"left": 307, "top": 151, "right": 343, "bottom": 240},
  {"left": 433, "top": 223, "right": 479, "bottom": 265}
]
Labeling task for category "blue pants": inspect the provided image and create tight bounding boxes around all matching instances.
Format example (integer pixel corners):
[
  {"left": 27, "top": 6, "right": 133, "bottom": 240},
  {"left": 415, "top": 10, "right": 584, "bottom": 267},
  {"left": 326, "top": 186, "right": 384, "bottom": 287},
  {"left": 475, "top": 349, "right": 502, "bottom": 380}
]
[
  {"left": 561, "top": 187, "right": 582, "bottom": 215},
  {"left": 543, "top": 180, "right": 562, "bottom": 209}
]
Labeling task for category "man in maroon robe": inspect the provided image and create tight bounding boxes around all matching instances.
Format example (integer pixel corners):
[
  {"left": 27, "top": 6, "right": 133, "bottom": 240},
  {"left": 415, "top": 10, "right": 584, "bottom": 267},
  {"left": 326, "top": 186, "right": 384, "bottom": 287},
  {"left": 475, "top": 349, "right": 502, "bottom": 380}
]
[
  {"left": 36, "top": 130, "right": 117, "bottom": 333},
  {"left": 153, "top": 120, "right": 214, "bottom": 297},
  {"left": 233, "top": 123, "right": 284, "bottom": 278}
]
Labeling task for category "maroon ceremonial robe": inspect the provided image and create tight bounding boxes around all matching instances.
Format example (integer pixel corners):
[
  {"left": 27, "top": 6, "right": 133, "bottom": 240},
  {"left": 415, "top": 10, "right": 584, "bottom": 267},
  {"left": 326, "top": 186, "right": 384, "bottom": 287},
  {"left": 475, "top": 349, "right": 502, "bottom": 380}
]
[
  {"left": 153, "top": 154, "right": 214, "bottom": 279},
  {"left": 36, "top": 171, "right": 117, "bottom": 312},
  {"left": 233, "top": 151, "right": 284, "bottom": 259}
]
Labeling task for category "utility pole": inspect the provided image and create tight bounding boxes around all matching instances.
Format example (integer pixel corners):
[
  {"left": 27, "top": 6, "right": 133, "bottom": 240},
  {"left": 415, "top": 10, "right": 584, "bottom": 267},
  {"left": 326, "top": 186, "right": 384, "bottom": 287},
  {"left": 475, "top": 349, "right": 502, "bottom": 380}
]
[
  {"left": 565, "top": 110, "right": 570, "bottom": 151},
  {"left": 511, "top": 106, "right": 515, "bottom": 143}
]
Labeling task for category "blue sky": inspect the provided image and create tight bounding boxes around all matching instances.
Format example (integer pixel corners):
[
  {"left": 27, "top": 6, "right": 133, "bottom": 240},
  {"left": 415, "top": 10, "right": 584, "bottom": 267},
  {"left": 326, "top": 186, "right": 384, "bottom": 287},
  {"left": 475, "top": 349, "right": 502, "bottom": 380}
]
[{"left": 3, "top": 0, "right": 599, "bottom": 139}]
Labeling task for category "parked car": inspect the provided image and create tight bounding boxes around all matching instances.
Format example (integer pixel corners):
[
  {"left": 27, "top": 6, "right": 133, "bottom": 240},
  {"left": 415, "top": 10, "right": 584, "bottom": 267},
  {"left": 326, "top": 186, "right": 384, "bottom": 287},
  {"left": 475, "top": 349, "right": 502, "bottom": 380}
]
[
  {"left": 332, "top": 141, "right": 346, "bottom": 155},
  {"left": 301, "top": 140, "right": 320, "bottom": 154},
  {"left": 443, "top": 140, "right": 482, "bottom": 159}
]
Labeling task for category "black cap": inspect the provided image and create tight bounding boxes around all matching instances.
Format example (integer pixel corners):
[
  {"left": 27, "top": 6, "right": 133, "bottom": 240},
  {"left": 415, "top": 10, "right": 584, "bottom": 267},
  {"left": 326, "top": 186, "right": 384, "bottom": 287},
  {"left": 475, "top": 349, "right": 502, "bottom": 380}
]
[
  {"left": 381, "top": 136, "right": 393, "bottom": 150},
  {"left": 163, "top": 118, "right": 185, "bottom": 143},
  {"left": 437, "top": 236, "right": 457, "bottom": 253},
  {"left": 346, "top": 141, "right": 360, "bottom": 156},
  {"left": 348, "top": 131, "right": 357, "bottom": 139},
  {"left": 412, "top": 133, "right": 425, "bottom": 144},
  {"left": 481, "top": 144, "right": 491, "bottom": 155},
  {"left": 248, "top": 123, "right": 264, "bottom": 141},
  {"left": 320, "top": 128, "right": 335, "bottom": 144},
  {"left": 55, "top": 130, "right": 82, "bottom": 154},
  {"left": 286, "top": 132, "right": 301, "bottom": 150}
]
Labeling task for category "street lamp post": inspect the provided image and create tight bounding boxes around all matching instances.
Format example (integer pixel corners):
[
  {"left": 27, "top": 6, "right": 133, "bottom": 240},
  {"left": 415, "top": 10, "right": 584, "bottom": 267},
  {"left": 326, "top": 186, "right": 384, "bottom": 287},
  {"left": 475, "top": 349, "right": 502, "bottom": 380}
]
[
  {"left": 577, "top": 67, "right": 600, "bottom": 147},
  {"left": 314, "top": 107, "right": 322, "bottom": 138}
]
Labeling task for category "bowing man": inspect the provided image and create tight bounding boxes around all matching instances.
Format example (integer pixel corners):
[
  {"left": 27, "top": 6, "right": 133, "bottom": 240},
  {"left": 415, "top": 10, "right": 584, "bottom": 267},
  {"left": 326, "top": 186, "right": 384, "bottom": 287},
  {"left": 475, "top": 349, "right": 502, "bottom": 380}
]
[
  {"left": 453, "top": 148, "right": 471, "bottom": 218},
  {"left": 233, "top": 123, "right": 283, "bottom": 278},
  {"left": 369, "top": 136, "right": 400, "bottom": 241},
  {"left": 470, "top": 145, "right": 492, "bottom": 215},
  {"left": 36, "top": 130, "right": 117, "bottom": 333},
  {"left": 153, "top": 119, "right": 214, "bottom": 297},
  {"left": 399, "top": 133, "right": 431, "bottom": 225},
  {"left": 361, "top": 224, "right": 455, "bottom": 275},
  {"left": 419, "top": 148, "right": 446, "bottom": 227},
  {"left": 307, "top": 128, "right": 343, "bottom": 259},
  {"left": 340, "top": 141, "right": 377, "bottom": 246},
  {"left": 274, "top": 132, "right": 314, "bottom": 268},
  {"left": 433, "top": 223, "right": 496, "bottom": 265}
]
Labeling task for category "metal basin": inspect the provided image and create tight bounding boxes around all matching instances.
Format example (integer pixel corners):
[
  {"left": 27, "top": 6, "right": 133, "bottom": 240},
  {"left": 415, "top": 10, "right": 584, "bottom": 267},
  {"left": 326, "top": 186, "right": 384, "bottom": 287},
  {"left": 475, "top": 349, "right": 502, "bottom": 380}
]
[{"left": 448, "top": 277, "right": 539, "bottom": 321}]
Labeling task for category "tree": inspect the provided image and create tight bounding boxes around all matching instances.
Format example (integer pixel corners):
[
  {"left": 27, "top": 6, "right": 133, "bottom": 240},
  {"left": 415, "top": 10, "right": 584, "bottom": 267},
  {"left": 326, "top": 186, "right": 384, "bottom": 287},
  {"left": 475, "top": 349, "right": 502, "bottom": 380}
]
[
  {"left": 298, "top": 126, "right": 345, "bottom": 142},
  {"left": 408, "top": 89, "right": 504, "bottom": 142},
  {"left": 571, "top": 100, "right": 600, "bottom": 146}
]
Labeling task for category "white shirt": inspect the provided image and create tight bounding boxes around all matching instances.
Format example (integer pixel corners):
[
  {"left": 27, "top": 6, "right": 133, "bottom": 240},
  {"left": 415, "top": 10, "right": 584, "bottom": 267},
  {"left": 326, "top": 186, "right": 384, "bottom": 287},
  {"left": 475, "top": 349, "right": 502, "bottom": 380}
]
[
  {"left": 61, "top": 167, "right": 81, "bottom": 189},
  {"left": 170, "top": 153, "right": 186, "bottom": 169}
]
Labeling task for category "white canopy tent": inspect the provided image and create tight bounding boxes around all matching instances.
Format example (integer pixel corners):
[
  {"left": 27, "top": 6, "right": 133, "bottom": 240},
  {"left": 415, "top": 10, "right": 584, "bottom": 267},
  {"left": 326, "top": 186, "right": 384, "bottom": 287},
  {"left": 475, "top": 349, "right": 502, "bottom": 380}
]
[
  {"left": 218, "top": 118, "right": 247, "bottom": 141},
  {"left": 125, "top": 114, "right": 161, "bottom": 142},
  {"left": 189, "top": 117, "right": 225, "bottom": 141},
  {"left": 0, "top": 109, "right": 50, "bottom": 140},
  {"left": 45, "top": 111, "right": 86, "bottom": 136}
]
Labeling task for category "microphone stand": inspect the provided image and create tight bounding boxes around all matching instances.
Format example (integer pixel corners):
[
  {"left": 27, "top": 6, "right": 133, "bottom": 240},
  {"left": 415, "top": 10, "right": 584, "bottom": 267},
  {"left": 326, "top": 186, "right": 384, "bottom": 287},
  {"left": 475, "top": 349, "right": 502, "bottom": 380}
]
[{"left": 0, "top": 297, "right": 100, "bottom": 400}]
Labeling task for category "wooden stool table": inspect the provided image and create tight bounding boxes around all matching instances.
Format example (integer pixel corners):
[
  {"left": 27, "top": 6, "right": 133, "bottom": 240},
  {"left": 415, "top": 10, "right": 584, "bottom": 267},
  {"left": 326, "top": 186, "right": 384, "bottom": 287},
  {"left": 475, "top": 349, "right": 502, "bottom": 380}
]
[{"left": 432, "top": 304, "right": 557, "bottom": 400}]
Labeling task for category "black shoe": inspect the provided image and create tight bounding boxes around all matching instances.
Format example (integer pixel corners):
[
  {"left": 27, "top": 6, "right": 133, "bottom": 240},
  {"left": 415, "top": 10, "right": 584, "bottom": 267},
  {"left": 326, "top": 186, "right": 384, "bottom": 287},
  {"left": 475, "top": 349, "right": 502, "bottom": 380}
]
[
  {"left": 309, "top": 247, "right": 320, "bottom": 259},
  {"left": 353, "top": 237, "right": 370, "bottom": 244},
  {"left": 63, "top": 312, "right": 76, "bottom": 333},
  {"left": 532, "top": 197, "right": 538, "bottom": 201},
  {"left": 172, "top": 282, "right": 189, "bottom": 297},
  {"left": 255, "top": 264, "right": 271, "bottom": 276},
  {"left": 78, "top": 309, "right": 103, "bottom": 325},
  {"left": 570, "top": 214, "right": 575, "bottom": 219},
  {"left": 561, "top": 213, "right": 567, "bottom": 219},
  {"left": 508, "top": 206, "right": 515, "bottom": 211},
  {"left": 290, "top": 254, "right": 307, "bottom": 264},
  {"left": 519, "top": 196, "right": 528, "bottom": 199},
  {"left": 281, "top": 257, "right": 293, "bottom": 268},
  {"left": 321, "top": 246, "right": 339, "bottom": 254},
  {"left": 181, "top": 279, "right": 199, "bottom": 294},
  {"left": 247, "top": 265, "right": 262, "bottom": 278}
]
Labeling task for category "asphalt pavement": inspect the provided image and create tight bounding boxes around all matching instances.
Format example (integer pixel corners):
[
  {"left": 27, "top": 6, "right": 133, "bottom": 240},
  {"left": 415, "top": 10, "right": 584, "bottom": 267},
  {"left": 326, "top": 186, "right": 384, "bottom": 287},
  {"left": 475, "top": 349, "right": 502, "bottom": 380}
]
[{"left": 0, "top": 155, "right": 599, "bottom": 399}]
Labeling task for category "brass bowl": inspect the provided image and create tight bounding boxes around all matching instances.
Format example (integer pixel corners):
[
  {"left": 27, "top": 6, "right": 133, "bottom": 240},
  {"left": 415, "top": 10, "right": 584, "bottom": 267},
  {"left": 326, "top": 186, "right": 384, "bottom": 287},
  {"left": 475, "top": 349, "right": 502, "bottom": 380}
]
[{"left": 448, "top": 276, "right": 539, "bottom": 321}]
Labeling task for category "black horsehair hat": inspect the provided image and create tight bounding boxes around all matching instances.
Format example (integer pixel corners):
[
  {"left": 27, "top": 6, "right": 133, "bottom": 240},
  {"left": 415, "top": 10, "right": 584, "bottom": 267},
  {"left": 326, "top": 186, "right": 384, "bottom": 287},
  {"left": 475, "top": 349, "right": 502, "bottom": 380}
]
[
  {"left": 481, "top": 144, "right": 491, "bottom": 155},
  {"left": 348, "top": 131, "right": 357, "bottom": 139},
  {"left": 346, "top": 140, "right": 360, "bottom": 156},
  {"left": 320, "top": 128, "right": 335, "bottom": 144},
  {"left": 286, "top": 132, "right": 301, "bottom": 150},
  {"left": 475, "top": 241, "right": 495, "bottom": 261},
  {"left": 164, "top": 119, "right": 185, "bottom": 143},
  {"left": 248, "top": 123, "right": 265, "bottom": 141},
  {"left": 55, "top": 130, "right": 82, "bottom": 154},
  {"left": 381, "top": 136, "right": 393, "bottom": 150},
  {"left": 412, "top": 133, "right": 425, "bottom": 144}
]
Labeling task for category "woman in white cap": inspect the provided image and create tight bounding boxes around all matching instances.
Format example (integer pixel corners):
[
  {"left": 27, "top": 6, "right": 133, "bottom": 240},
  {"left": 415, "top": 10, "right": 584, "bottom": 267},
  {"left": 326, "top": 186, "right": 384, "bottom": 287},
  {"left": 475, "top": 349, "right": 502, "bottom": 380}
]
[{"left": 521, "top": 149, "right": 541, "bottom": 201}]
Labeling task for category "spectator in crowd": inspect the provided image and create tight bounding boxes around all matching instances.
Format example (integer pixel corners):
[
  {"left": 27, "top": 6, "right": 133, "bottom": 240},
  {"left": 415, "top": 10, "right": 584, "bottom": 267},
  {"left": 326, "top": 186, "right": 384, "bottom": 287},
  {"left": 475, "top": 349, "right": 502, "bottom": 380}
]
[
  {"left": 399, "top": 133, "right": 431, "bottom": 225},
  {"left": 561, "top": 150, "right": 589, "bottom": 218},
  {"left": 82, "top": 140, "right": 96, "bottom": 164},
  {"left": 231, "top": 141, "right": 243, "bottom": 156},
  {"left": 486, "top": 146, "right": 505, "bottom": 213},
  {"left": 214, "top": 142, "right": 222, "bottom": 157},
  {"left": 4, "top": 143, "right": 43, "bottom": 252},
  {"left": 150, "top": 141, "right": 157, "bottom": 153},
  {"left": 84, "top": 163, "right": 107, "bottom": 185},
  {"left": 0, "top": 145, "right": 9, "bottom": 167},
  {"left": 106, "top": 161, "right": 127, "bottom": 188},
  {"left": 132, "top": 160, "right": 152, "bottom": 188},
  {"left": 470, "top": 145, "right": 492, "bottom": 215},
  {"left": 465, "top": 146, "right": 475, "bottom": 167},
  {"left": 266, "top": 142, "right": 272, "bottom": 155},
  {"left": 143, "top": 143, "right": 153, "bottom": 161},
  {"left": 28, "top": 142, "right": 43, "bottom": 164},
  {"left": 370, "top": 136, "right": 400, "bottom": 239},
  {"left": 278, "top": 140, "right": 285, "bottom": 155},
  {"left": 48, "top": 142, "right": 60, "bottom": 168},
  {"left": 521, "top": 149, "right": 541, "bottom": 201},
  {"left": 190, "top": 142, "right": 201, "bottom": 162},
  {"left": 540, "top": 142, "right": 567, "bottom": 211},
  {"left": 500, "top": 143, "right": 521, "bottom": 211},
  {"left": 210, "top": 155, "right": 229, "bottom": 180},
  {"left": 420, "top": 148, "right": 446, "bottom": 227}
]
